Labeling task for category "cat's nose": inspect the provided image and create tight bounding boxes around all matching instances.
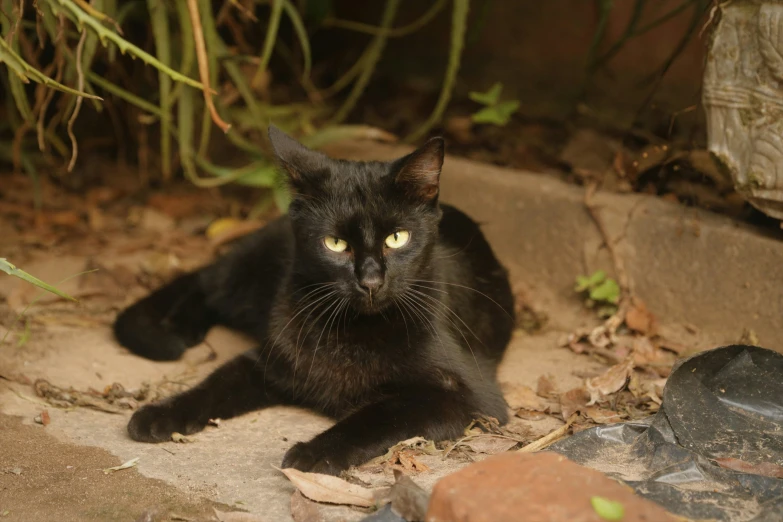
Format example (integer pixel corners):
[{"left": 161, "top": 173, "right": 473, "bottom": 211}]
[{"left": 359, "top": 274, "right": 384, "bottom": 293}]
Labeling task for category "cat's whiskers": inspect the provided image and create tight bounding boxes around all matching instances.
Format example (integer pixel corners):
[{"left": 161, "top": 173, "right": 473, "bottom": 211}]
[
  {"left": 261, "top": 284, "right": 337, "bottom": 385},
  {"left": 398, "top": 292, "right": 455, "bottom": 373},
  {"left": 304, "top": 297, "right": 348, "bottom": 392},
  {"left": 291, "top": 292, "right": 343, "bottom": 397},
  {"left": 405, "top": 287, "right": 484, "bottom": 379},
  {"left": 405, "top": 279, "right": 513, "bottom": 318},
  {"left": 391, "top": 297, "right": 412, "bottom": 347}
]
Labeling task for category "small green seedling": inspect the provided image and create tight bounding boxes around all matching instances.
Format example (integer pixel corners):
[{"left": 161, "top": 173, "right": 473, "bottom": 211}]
[
  {"left": 575, "top": 270, "right": 620, "bottom": 317},
  {"left": 468, "top": 82, "right": 520, "bottom": 126},
  {"left": 591, "top": 496, "right": 625, "bottom": 521}
]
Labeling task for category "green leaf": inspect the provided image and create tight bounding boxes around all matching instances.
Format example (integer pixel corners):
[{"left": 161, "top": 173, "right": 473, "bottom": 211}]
[
  {"left": 471, "top": 100, "right": 519, "bottom": 126},
  {"left": 468, "top": 82, "right": 503, "bottom": 106},
  {"left": 273, "top": 185, "right": 292, "bottom": 213},
  {"left": 589, "top": 278, "right": 620, "bottom": 304},
  {"left": 0, "top": 259, "right": 76, "bottom": 301},
  {"left": 575, "top": 270, "right": 607, "bottom": 292},
  {"left": 591, "top": 496, "right": 625, "bottom": 521}
]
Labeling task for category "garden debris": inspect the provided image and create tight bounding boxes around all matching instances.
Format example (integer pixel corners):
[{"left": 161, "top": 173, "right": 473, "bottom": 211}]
[
  {"left": 290, "top": 491, "right": 325, "bottom": 522},
  {"left": 585, "top": 358, "right": 635, "bottom": 404},
  {"left": 34, "top": 409, "right": 50, "bottom": 426},
  {"left": 33, "top": 379, "right": 151, "bottom": 413},
  {"left": 103, "top": 457, "right": 140, "bottom": 474},
  {"left": 518, "top": 414, "right": 577, "bottom": 453},
  {"left": 276, "top": 466, "right": 378, "bottom": 508},
  {"left": 461, "top": 435, "right": 519, "bottom": 455},
  {"left": 501, "top": 383, "right": 549, "bottom": 412},
  {"left": 536, "top": 374, "right": 558, "bottom": 398},
  {"left": 366, "top": 436, "right": 439, "bottom": 472},
  {"left": 624, "top": 298, "right": 656, "bottom": 335},
  {"left": 387, "top": 470, "right": 429, "bottom": 522},
  {"left": 549, "top": 345, "right": 783, "bottom": 521}
]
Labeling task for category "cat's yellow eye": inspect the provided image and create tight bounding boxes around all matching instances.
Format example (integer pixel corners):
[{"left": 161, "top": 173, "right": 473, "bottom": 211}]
[
  {"left": 324, "top": 236, "right": 349, "bottom": 253},
  {"left": 385, "top": 230, "right": 410, "bottom": 249}
]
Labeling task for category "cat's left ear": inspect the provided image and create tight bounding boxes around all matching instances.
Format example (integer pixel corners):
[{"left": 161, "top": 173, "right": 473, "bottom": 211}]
[
  {"left": 268, "top": 125, "right": 330, "bottom": 193},
  {"left": 395, "top": 137, "right": 445, "bottom": 203}
]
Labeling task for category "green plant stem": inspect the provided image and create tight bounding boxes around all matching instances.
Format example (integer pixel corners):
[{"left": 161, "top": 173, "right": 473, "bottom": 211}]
[
  {"left": 46, "top": 0, "right": 212, "bottom": 92},
  {"left": 405, "top": 0, "right": 469, "bottom": 142},
  {"left": 323, "top": 0, "right": 446, "bottom": 37},
  {"left": 253, "top": 0, "right": 283, "bottom": 87},
  {"left": 147, "top": 0, "right": 173, "bottom": 180},
  {"left": 329, "top": 0, "right": 400, "bottom": 125}
]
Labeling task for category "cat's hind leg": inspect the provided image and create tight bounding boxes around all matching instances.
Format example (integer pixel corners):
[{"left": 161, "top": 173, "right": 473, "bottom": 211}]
[{"left": 114, "top": 271, "right": 217, "bottom": 361}]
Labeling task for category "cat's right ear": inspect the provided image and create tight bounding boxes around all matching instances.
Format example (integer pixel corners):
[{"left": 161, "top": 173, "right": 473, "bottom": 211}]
[{"left": 268, "top": 125, "right": 329, "bottom": 193}]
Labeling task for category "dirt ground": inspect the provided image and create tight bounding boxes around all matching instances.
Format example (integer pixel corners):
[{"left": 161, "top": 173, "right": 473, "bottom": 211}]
[{"left": 0, "top": 168, "right": 684, "bottom": 521}]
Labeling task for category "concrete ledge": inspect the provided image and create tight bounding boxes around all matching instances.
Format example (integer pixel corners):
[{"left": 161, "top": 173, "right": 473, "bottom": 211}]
[{"left": 326, "top": 141, "right": 783, "bottom": 350}]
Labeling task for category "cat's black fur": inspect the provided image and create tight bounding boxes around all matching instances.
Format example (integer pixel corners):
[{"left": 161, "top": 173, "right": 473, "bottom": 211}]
[{"left": 114, "top": 126, "right": 515, "bottom": 475}]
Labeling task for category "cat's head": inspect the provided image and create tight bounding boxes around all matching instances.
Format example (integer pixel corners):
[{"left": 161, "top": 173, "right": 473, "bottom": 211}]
[{"left": 269, "top": 125, "right": 444, "bottom": 314}]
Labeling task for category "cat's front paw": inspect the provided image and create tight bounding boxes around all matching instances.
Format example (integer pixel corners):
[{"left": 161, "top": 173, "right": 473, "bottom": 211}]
[
  {"left": 127, "top": 402, "right": 206, "bottom": 443},
  {"left": 281, "top": 440, "right": 348, "bottom": 476}
]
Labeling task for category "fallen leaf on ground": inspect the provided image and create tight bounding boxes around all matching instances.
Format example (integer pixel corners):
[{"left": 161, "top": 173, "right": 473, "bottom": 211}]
[
  {"left": 396, "top": 450, "right": 430, "bottom": 472},
  {"left": 276, "top": 467, "right": 377, "bottom": 507},
  {"left": 515, "top": 409, "right": 547, "bottom": 421},
  {"left": 103, "top": 457, "right": 140, "bottom": 474},
  {"left": 560, "top": 387, "right": 590, "bottom": 419},
  {"left": 625, "top": 298, "right": 656, "bottom": 335},
  {"left": 536, "top": 374, "right": 558, "bottom": 398},
  {"left": 585, "top": 359, "right": 635, "bottom": 405},
  {"left": 584, "top": 406, "right": 624, "bottom": 424},
  {"left": 389, "top": 470, "right": 429, "bottom": 522},
  {"left": 213, "top": 509, "right": 266, "bottom": 522},
  {"left": 39, "top": 410, "right": 50, "bottom": 426},
  {"left": 369, "top": 436, "right": 439, "bottom": 466},
  {"left": 714, "top": 458, "right": 783, "bottom": 478},
  {"left": 290, "top": 491, "right": 324, "bottom": 522},
  {"left": 502, "top": 383, "right": 548, "bottom": 412},
  {"left": 462, "top": 435, "right": 519, "bottom": 454}
]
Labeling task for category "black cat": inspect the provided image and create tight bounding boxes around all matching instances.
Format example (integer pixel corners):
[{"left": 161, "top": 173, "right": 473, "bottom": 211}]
[{"left": 114, "top": 126, "right": 515, "bottom": 475}]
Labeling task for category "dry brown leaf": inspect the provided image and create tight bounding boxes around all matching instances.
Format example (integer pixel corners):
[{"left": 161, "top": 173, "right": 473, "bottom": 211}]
[
  {"left": 40, "top": 410, "right": 50, "bottom": 426},
  {"left": 502, "top": 383, "right": 548, "bottom": 412},
  {"left": 559, "top": 387, "right": 590, "bottom": 420},
  {"left": 714, "top": 458, "right": 783, "bottom": 479},
  {"left": 290, "top": 491, "right": 324, "bottom": 522},
  {"left": 625, "top": 298, "right": 656, "bottom": 335},
  {"left": 138, "top": 207, "right": 175, "bottom": 233},
  {"left": 518, "top": 414, "right": 578, "bottom": 453},
  {"left": 536, "top": 374, "right": 558, "bottom": 398},
  {"left": 585, "top": 359, "right": 635, "bottom": 405},
  {"left": 213, "top": 509, "right": 266, "bottom": 522},
  {"left": 514, "top": 409, "right": 547, "bottom": 421},
  {"left": 463, "top": 435, "right": 518, "bottom": 455},
  {"left": 396, "top": 450, "right": 430, "bottom": 472},
  {"left": 276, "top": 467, "right": 376, "bottom": 507},
  {"left": 583, "top": 406, "right": 624, "bottom": 424}
]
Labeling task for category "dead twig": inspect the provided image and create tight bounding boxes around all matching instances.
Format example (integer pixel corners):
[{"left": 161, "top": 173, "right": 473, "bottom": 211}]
[
  {"left": 186, "top": 0, "right": 231, "bottom": 133},
  {"left": 584, "top": 182, "right": 631, "bottom": 340},
  {"left": 518, "top": 414, "right": 578, "bottom": 453}
]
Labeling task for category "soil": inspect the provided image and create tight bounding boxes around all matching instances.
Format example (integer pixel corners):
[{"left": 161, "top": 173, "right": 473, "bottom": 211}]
[{"left": 0, "top": 415, "right": 229, "bottom": 522}]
